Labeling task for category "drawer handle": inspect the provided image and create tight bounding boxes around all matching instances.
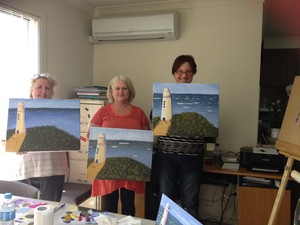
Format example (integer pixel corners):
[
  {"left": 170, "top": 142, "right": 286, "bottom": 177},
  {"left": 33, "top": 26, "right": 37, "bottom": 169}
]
[{"left": 77, "top": 179, "right": 87, "bottom": 183}]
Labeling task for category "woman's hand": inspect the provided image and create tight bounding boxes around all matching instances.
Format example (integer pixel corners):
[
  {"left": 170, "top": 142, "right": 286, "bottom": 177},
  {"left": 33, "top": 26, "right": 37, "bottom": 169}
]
[
  {"left": 1, "top": 140, "right": 27, "bottom": 154},
  {"left": 1, "top": 140, "right": 6, "bottom": 146},
  {"left": 16, "top": 151, "right": 27, "bottom": 155}
]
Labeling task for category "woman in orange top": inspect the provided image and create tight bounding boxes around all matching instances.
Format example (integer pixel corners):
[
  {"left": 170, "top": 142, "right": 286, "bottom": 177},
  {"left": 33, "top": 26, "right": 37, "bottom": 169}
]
[{"left": 89, "top": 74, "right": 150, "bottom": 216}]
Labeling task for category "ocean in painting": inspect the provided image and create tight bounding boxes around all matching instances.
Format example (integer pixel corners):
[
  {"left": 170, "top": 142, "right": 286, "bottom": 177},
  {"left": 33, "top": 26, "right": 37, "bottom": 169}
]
[
  {"left": 88, "top": 127, "right": 153, "bottom": 168},
  {"left": 153, "top": 93, "right": 219, "bottom": 128},
  {"left": 7, "top": 99, "right": 80, "bottom": 138},
  {"left": 88, "top": 139, "right": 153, "bottom": 168}
]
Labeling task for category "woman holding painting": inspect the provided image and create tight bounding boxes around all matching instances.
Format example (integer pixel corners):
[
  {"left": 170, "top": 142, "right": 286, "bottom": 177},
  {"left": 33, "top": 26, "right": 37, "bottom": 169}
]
[{"left": 89, "top": 74, "right": 150, "bottom": 216}]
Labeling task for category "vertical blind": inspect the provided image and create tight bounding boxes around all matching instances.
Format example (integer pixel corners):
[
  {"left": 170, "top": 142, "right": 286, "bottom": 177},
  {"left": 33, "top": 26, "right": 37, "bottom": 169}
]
[{"left": 0, "top": 6, "right": 40, "bottom": 140}]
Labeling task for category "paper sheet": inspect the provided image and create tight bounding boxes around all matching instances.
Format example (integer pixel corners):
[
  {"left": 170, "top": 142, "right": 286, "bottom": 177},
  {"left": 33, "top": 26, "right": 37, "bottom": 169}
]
[
  {"left": 253, "top": 147, "right": 278, "bottom": 155},
  {"left": 222, "top": 163, "right": 240, "bottom": 171}
]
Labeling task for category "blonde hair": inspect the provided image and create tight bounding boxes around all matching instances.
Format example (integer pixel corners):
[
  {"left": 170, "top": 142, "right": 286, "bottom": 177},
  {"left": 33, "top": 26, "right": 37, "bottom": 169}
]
[
  {"left": 107, "top": 75, "right": 135, "bottom": 103},
  {"left": 29, "top": 73, "right": 57, "bottom": 98}
]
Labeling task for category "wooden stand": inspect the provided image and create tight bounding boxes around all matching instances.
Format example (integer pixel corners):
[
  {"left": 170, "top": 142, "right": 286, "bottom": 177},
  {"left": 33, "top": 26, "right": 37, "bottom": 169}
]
[
  {"left": 267, "top": 153, "right": 294, "bottom": 225},
  {"left": 268, "top": 76, "right": 300, "bottom": 225}
]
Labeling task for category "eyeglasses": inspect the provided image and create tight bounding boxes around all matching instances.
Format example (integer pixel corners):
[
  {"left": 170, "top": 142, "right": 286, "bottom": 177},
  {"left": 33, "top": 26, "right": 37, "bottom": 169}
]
[
  {"left": 175, "top": 70, "right": 194, "bottom": 76},
  {"left": 111, "top": 87, "right": 128, "bottom": 91},
  {"left": 32, "top": 73, "right": 50, "bottom": 79}
]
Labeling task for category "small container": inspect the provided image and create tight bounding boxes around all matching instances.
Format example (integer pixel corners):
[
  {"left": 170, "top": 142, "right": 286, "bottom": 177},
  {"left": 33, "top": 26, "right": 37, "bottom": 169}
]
[
  {"left": 0, "top": 193, "right": 16, "bottom": 225},
  {"left": 213, "top": 143, "right": 222, "bottom": 166}
]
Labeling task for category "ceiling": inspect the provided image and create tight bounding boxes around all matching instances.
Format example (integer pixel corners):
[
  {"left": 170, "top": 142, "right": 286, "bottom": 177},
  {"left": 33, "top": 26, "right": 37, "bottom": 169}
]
[
  {"left": 263, "top": 0, "right": 300, "bottom": 38},
  {"left": 71, "top": 0, "right": 300, "bottom": 38}
]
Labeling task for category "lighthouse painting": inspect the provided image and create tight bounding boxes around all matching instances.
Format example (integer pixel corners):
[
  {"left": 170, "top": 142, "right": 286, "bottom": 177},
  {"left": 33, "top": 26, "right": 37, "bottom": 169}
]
[
  {"left": 5, "top": 98, "right": 80, "bottom": 152},
  {"left": 15, "top": 102, "right": 26, "bottom": 134},
  {"left": 161, "top": 88, "right": 172, "bottom": 122},
  {"left": 153, "top": 83, "right": 219, "bottom": 138},
  {"left": 156, "top": 194, "right": 202, "bottom": 225},
  {"left": 87, "top": 133, "right": 107, "bottom": 180},
  {"left": 87, "top": 127, "right": 153, "bottom": 181}
]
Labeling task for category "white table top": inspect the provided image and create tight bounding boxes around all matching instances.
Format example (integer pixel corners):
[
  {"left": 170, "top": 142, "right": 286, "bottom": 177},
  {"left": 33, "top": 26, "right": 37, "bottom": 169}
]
[{"left": 6, "top": 195, "right": 155, "bottom": 225}]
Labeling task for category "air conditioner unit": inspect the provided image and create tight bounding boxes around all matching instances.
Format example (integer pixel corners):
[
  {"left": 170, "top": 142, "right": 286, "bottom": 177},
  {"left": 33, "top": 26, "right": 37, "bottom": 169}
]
[{"left": 92, "top": 12, "right": 179, "bottom": 43}]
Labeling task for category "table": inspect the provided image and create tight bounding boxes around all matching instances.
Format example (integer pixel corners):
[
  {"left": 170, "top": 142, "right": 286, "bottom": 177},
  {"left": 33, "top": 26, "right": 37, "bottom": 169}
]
[
  {"left": 203, "top": 164, "right": 291, "bottom": 225},
  {"left": 6, "top": 195, "right": 155, "bottom": 225}
]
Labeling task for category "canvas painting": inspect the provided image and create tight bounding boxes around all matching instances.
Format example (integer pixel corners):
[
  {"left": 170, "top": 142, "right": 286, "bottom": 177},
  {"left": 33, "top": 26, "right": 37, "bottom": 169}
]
[
  {"left": 152, "top": 83, "right": 219, "bottom": 138},
  {"left": 156, "top": 194, "right": 203, "bottom": 225},
  {"left": 6, "top": 98, "right": 80, "bottom": 152},
  {"left": 87, "top": 127, "right": 153, "bottom": 181},
  {"left": 276, "top": 76, "right": 300, "bottom": 158}
]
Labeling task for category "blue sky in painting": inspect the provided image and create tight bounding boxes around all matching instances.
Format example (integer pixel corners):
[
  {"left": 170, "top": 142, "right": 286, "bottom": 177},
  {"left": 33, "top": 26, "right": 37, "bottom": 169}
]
[
  {"left": 8, "top": 98, "right": 80, "bottom": 109},
  {"left": 153, "top": 83, "right": 219, "bottom": 94},
  {"left": 7, "top": 98, "right": 80, "bottom": 138},
  {"left": 156, "top": 194, "right": 202, "bottom": 225}
]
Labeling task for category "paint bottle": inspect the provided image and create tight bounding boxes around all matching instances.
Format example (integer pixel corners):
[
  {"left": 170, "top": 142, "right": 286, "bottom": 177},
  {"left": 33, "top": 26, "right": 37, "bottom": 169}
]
[{"left": 213, "top": 142, "right": 222, "bottom": 166}]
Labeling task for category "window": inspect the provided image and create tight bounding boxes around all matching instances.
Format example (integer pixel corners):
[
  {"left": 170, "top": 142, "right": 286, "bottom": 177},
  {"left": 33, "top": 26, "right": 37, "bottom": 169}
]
[{"left": 0, "top": 6, "right": 40, "bottom": 140}]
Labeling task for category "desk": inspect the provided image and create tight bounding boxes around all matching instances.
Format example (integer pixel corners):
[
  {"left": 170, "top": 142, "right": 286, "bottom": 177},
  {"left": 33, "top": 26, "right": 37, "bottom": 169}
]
[
  {"left": 204, "top": 164, "right": 288, "bottom": 179},
  {"left": 203, "top": 164, "right": 291, "bottom": 225},
  {"left": 7, "top": 195, "right": 155, "bottom": 225}
]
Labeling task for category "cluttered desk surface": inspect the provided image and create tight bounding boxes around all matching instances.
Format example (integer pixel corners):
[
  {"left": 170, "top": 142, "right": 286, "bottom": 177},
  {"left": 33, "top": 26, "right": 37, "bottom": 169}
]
[
  {"left": 7, "top": 195, "right": 155, "bottom": 225},
  {"left": 204, "top": 163, "right": 285, "bottom": 180}
]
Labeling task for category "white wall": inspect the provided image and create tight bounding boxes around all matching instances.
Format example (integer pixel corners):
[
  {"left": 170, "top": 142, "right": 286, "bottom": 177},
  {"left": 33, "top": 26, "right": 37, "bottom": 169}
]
[
  {"left": 93, "top": 0, "right": 264, "bottom": 153},
  {"left": 0, "top": 0, "right": 264, "bottom": 153},
  {"left": 0, "top": 0, "right": 94, "bottom": 98}
]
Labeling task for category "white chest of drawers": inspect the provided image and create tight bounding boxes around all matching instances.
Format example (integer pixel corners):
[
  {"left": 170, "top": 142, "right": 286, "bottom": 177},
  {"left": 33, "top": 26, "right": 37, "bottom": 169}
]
[{"left": 68, "top": 99, "right": 106, "bottom": 184}]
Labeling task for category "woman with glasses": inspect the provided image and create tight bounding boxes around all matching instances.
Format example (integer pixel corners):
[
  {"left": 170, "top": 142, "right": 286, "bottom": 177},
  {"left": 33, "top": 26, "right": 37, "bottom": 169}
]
[
  {"left": 1, "top": 74, "right": 68, "bottom": 201},
  {"left": 89, "top": 74, "right": 150, "bottom": 216},
  {"left": 154, "top": 55, "right": 204, "bottom": 220}
]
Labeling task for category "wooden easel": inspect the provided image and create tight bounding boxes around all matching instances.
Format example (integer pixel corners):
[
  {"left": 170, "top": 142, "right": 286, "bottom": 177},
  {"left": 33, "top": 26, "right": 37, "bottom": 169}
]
[
  {"left": 267, "top": 150, "right": 300, "bottom": 225},
  {"left": 267, "top": 76, "right": 300, "bottom": 225}
]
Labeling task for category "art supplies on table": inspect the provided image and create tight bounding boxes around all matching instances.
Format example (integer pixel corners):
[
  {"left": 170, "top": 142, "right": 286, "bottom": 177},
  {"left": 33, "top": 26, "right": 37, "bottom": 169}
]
[{"left": 14, "top": 198, "right": 48, "bottom": 224}]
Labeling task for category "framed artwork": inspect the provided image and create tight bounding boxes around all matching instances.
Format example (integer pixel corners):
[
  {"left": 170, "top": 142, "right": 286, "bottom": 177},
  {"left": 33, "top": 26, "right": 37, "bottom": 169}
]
[
  {"left": 87, "top": 127, "right": 153, "bottom": 181},
  {"left": 6, "top": 98, "right": 80, "bottom": 152},
  {"left": 156, "top": 194, "right": 202, "bottom": 225},
  {"left": 152, "top": 83, "right": 219, "bottom": 138}
]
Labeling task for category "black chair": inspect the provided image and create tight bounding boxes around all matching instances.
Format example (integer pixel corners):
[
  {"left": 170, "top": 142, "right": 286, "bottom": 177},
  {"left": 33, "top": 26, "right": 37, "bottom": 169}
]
[
  {"left": 60, "top": 182, "right": 92, "bottom": 205},
  {"left": 0, "top": 180, "right": 40, "bottom": 199}
]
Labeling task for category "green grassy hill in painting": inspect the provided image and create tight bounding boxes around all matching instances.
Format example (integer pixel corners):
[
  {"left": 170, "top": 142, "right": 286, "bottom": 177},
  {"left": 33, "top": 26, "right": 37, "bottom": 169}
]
[
  {"left": 88, "top": 157, "right": 151, "bottom": 181},
  {"left": 6, "top": 125, "right": 80, "bottom": 151},
  {"left": 153, "top": 112, "right": 218, "bottom": 137}
]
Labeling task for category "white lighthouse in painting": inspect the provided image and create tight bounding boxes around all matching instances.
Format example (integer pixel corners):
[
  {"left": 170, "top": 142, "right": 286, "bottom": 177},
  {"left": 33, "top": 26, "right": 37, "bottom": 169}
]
[
  {"left": 94, "top": 133, "right": 106, "bottom": 164},
  {"left": 160, "top": 203, "right": 170, "bottom": 225},
  {"left": 160, "top": 88, "right": 172, "bottom": 121},
  {"left": 15, "top": 102, "right": 26, "bottom": 134}
]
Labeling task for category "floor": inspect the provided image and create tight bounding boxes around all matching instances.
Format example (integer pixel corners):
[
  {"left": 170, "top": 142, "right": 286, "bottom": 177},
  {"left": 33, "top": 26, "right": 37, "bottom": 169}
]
[
  {"left": 200, "top": 217, "right": 234, "bottom": 225},
  {"left": 202, "top": 222, "right": 232, "bottom": 225},
  {"left": 79, "top": 193, "right": 145, "bottom": 218}
]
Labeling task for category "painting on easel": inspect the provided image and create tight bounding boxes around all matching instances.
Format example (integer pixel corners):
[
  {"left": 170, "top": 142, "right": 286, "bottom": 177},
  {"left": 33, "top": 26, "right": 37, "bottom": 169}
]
[
  {"left": 268, "top": 76, "right": 300, "bottom": 225},
  {"left": 275, "top": 76, "right": 300, "bottom": 158}
]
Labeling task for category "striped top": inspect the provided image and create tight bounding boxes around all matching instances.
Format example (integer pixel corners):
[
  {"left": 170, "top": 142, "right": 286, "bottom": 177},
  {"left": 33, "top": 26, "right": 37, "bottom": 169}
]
[
  {"left": 0, "top": 151, "right": 68, "bottom": 181},
  {"left": 155, "top": 135, "right": 205, "bottom": 156}
]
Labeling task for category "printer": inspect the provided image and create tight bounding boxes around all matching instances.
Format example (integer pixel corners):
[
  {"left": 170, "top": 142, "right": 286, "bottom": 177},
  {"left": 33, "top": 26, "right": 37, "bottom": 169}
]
[{"left": 240, "top": 146, "right": 287, "bottom": 173}]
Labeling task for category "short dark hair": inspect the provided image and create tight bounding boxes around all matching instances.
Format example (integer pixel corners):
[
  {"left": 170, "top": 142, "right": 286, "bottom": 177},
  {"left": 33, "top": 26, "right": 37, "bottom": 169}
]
[{"left": 171, "top": 55, "right": 197, "bottom": 75}]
